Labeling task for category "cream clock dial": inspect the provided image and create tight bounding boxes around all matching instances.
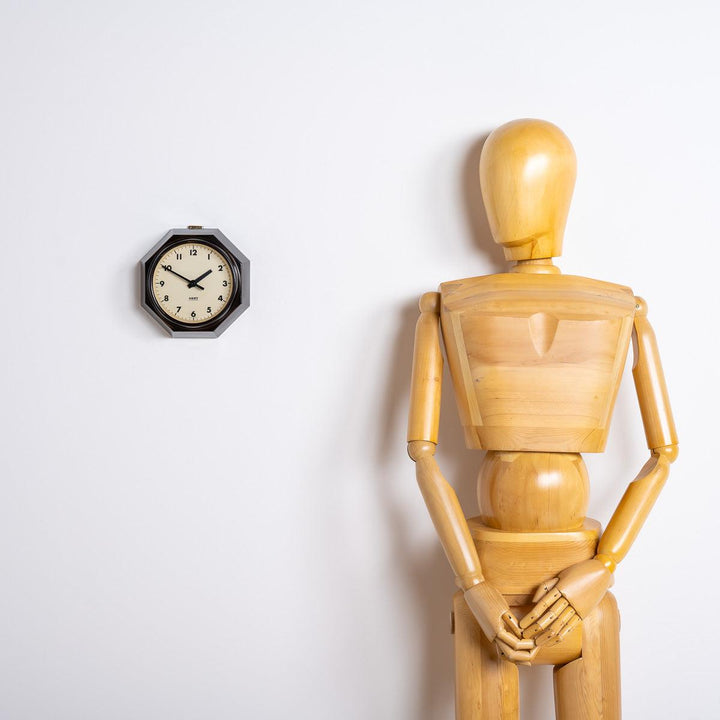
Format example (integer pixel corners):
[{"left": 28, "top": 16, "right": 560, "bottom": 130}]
[
  {"left": 140, "top": 227, "right": 250, "bottom": 338},
  {"left": 151, "top": 242, "right": 234, "bottom": 324}
]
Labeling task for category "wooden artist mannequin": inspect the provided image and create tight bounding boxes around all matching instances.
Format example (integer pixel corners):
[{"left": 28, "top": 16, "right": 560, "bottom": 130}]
[{"left": 407, "top": 119, "right": 678, "bottom": 718}]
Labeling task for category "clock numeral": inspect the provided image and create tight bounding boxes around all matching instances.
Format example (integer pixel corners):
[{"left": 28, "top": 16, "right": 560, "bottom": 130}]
[
  {"left": 218, "top": 295, "right": 223, "bottom": 302},
  {"left": 191, "top": 311, "right": 197, "bottom": 318},
  {"left": 206, "top": 306, "right": 212, "bottom": 313},
  {"left": 218, "top": 264, "right": 223, "bottom": 271},
  {"left": 222, "top": 280, "right": 228, "bottom": 287},
  {"left": 163, "top": 295, "right": 169, "bottom": 302},
  {"left": 166, "top": 264, "right": 172, "bottom": 271},
  {"left": 189, "top": 248, "right": 197, "bottom": 256},
  {"left": 207, "top": 253, "right": 211, "bottom": 260},
  {"left": 176, "top": 306, "right": 181, "bottom": 314},
  {"left": 159, "top": 280, "right": 165, "bottom": 287},
  {"left": 175, "top": 252, "right": 182, "bottom": 260}
]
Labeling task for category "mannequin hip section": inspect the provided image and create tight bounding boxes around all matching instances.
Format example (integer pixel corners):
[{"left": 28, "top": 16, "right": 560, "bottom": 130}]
[{"left": 477, "top": 450, "right": 589, "bottom": 532}]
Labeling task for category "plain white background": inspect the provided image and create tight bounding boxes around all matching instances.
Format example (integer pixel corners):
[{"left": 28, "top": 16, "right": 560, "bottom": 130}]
[{"left": 0, "top": 1, "right": 718, "bottom": 718}]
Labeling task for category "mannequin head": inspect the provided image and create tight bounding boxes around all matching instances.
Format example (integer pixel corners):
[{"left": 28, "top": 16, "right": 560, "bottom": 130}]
[{"left": 479, "top": 119, "right": 577, "bottom": 262}]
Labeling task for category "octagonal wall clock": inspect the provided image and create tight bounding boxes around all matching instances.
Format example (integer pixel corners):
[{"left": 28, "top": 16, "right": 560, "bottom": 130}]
[{"left": 140, "top": 227, "right": 250, "bottom": 338}]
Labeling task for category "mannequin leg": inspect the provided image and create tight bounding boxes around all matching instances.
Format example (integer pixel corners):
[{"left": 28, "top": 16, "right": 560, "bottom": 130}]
[
  {"left": 553, "top": 592, "right": 621, "bottom": 720},
  {"left": 453, "top": 592, "right": 519, "bottom": 720}
]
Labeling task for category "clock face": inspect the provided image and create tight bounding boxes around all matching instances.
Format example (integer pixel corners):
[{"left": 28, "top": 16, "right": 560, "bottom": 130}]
[{"left": 150, "top": 242, "right": 235, "bottom": 324}]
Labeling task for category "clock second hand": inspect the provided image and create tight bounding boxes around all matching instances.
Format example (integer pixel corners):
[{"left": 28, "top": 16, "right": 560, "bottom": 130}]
[
  {"left": 161, "top": 264, "right": 205, "bottom": 291},
  {"left": 188, "top": 269, "right": 212, "bottom": 289}
]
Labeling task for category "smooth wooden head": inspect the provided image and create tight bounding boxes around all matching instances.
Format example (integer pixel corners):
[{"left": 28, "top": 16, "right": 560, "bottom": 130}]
[{"left": 480, "top": 119, "right": 577, "bottom": 262}]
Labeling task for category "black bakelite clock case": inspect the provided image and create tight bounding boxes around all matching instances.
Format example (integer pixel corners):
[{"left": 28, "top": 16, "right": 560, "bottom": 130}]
[{"left": 140, "top": 227, "right": 250, "bottom": 338}]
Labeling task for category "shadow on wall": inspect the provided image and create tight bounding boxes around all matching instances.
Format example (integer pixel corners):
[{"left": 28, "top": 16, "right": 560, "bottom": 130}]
[
  {"left": 376, "top": 297, "right": 455, "bottom": 720},
  {"left": 460, "top": 133, "right": 506, "bottom": 274},
  {"left": 375, "top": 132, "right": 557, "bottom": 720}
]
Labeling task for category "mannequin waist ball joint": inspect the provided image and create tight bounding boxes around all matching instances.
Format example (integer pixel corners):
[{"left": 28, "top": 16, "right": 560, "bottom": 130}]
[{"left": 407, "top": 119, "right": 677, "bottom": 719}]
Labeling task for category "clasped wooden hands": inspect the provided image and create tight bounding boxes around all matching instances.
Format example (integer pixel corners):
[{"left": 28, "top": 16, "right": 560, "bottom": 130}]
[
  {"left": 411, "top": 443, "right": 662, "bottom": 665},
  {"left": 407, "top": 120, "right": 677, "bottom": 718}
]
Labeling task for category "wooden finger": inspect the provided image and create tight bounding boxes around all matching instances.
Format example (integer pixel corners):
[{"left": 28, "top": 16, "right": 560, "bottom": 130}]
[
  {"left": 519, "top": 588, "right": 563, "bottom": 629},
  {"left": 496, "top": 628, "right": 535, "bottom": 651},
  {"left": 502, "top": 611, "right": 523, "bottom": 639},
  {"left": 532, "top": 577, "right": 559, "bottom": 603},
  {"left": 550, "top": 614, "right": 582, "bottom": 646},
  {"left": 522, "top": 598, "right": 569, "bottom": 639},
  {"left": 535, "top": 607, "right": 576, "bottom": 647},
  {"left": 496, "top": 639, "right": 538, "bottom": 665}
]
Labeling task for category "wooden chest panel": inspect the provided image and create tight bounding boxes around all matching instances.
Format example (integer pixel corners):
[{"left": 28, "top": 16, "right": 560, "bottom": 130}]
[{"left": 440, "top": 273, "right": 636, "bottom": 452}]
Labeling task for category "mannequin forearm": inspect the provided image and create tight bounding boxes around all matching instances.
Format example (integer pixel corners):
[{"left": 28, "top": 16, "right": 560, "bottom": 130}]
[
  {"left": 596, "top": 453, "right": 670, "bottom": 571},
  {"left": 410, "top": 443, "right": 483, "bottom": 590},
  {"left": 597, "top": 299, "right": 679, "bottom": 572},
  {"left": 407, "top": 293, "right": 483, "bottom": 590}
]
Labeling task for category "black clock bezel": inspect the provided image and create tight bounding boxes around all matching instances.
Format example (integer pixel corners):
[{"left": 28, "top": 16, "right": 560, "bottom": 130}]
[
  {"left": 146, "top": 237, "right": 240, "bottom": 327},
  {"left": 140, "top": 228, "right": 250, "bottom": 338}
]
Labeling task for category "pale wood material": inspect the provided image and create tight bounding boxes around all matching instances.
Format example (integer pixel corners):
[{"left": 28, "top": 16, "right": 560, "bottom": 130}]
[
  {"left": 407, "top": 292, "right": 443, "bottom": 444},
  {"left": 407, "top": 118, "right": 678, "bottom": 718},
  {"left": 478, "top": 451, "right": 589, "bottom": 532},
  {"left": 592, "top": 299, "right": 678, "bottom": 571},
  {"left": 454, "top": 592, "right": 584, "bottom": 686},
  {"left": 467, "top": 518, "right": 600, "bottom": 599},
  {"left": 464, "top": 583, "right": 537, "bottom": 664},
  {"left": 632, "top": 297, "right": 678, "bottom": 454},
  {"left": 453, "top": 592, "right": 520, "bottom": 720},
  {"left": 412, "top": 449, "right": 484, "bottom": 591},
  {"left": 480, "top": 119, "right": 577, "bottom": 261},
  {"left": 508, "top": 603, "right": 582, "bottom": 666},
  {"left": 519, "top": 557, "right": 614, "bottom": 648},
  {"left": 440, "top": 272, "right": 636, "bottom": 453},
  {"left": 553, "top": 593, "right": 621, "bottom": 720},
  {"left": 596, "top": 453, "right": 669, "bottom": 569}
]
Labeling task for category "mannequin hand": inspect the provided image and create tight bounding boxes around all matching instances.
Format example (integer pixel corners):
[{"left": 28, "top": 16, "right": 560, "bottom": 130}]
[
  {"left": 464, "top": 582, "right": 537, "bottom": 664},
  {"left": 520, "top": 558, "right": 613, "bottom": 646}
]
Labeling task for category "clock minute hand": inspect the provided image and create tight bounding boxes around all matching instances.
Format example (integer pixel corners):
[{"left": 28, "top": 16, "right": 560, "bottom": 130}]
[
  {"left": 188, "top": 269, "right": 212, "bottom": 289},
  {"left": 161, "top": 264, "right": 205, "bottom": 291}
]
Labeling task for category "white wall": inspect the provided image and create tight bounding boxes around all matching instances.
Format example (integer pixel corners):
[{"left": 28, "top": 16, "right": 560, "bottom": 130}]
[{"left": 1, "top": 1, "right": 717, "bottom": 718}]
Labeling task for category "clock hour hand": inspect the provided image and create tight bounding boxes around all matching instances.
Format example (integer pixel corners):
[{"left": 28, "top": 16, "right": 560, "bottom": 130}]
[
  {"left": 188, "top": 269, "right": 212, "bottom": 289},
  {"left": 161, "top": 264, "right": 205, "bottom": 291}
]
